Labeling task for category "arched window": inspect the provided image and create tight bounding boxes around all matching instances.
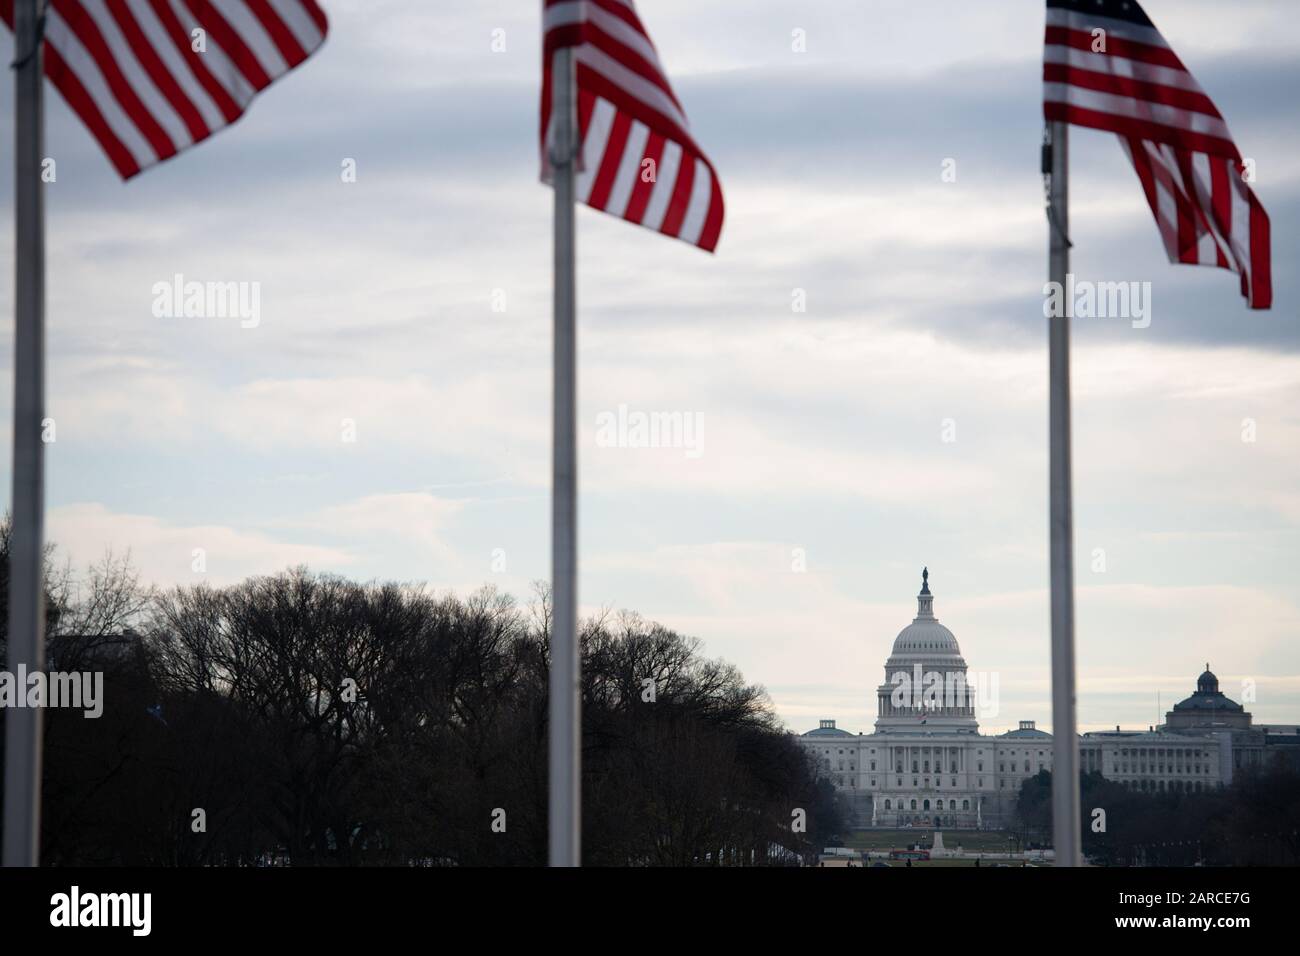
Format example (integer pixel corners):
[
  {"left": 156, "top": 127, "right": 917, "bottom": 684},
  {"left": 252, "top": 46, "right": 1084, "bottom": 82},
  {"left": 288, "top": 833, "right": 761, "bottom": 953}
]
[
  {"left": 910, "top": 799, "right": 917, "bottom": 810},
  {"left": 949, "top": 800, "right": 957, "bottom": 810},
  {"left": 962, "top": 799, "right": 970, "bottom": 811},
  {"left": 923, "top": 799, "right": 930, "bottom": 810},
  {"left": 884, "top": 799, "right": 891, "bottom": 810}
]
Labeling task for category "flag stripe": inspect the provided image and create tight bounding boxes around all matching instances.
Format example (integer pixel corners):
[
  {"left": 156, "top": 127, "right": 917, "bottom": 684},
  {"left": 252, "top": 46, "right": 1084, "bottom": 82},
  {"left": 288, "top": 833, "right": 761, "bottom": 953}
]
[
  {"left": 148, "top": 0, "right": 244, "bottom": 122},
  {"left": 1044, "top": 25, "right": 1185, "bottom": 71},
  {"left": 575, "top": 95, "right": 617, "bottom": 201},
  {"left": 604, "top": 120, "right": 650, "bottom": 217},
  {"left": 623, "top": 130, "right": 665, "bottom": 224},
  {"left": 1043, "top": 64, "right": 1220, "bottom": 118},
  {"left": 658, "top": 151, "right": 694, "bottom": 238},
  {"left": 639, "top": 139, "right": 682, "bottom": 232},
  {"left": 1044, "top": 83, "right": 1232, "bottom": 142},
  {"left": 181, "top": 0, "right": 272, "bottom": 90},
  {"left": 1044, "top": 102, "right": 1239, "bottom": 159},
  {"left": 1208, "top": 157, "right": 1233, "bottom": 269},
  {"left": 212, "top": 0, "right": 289, "bottom": 78},
  {"left": 44, "top": 3, "right": 161, "bottom": 167},
  {"left": 1044, "top": 44, "right": 1204, "bottom": 94},
  {"left": 244, "top": 0, "right": 308, "bottom": 67},
  {"left": 164, "top": 0, "right": 258, "bottom": 109},
  {"left": 103, "top": 0, "right": 209, "bottom": 142},
  {"left": 56, "top": 0, "right": 179, "bottom": 160},
  {"left": 1044, "top": 7, "right": 1165, "bottom": 47},
  {"left": 266, "top": 0, "right": 323, "bottom": 52},
  {"left": 130, "top": 0, "right": 226, "bottom": 132},
  {"left": 586, "top": 109, "right": 632, "bottom": 211}
]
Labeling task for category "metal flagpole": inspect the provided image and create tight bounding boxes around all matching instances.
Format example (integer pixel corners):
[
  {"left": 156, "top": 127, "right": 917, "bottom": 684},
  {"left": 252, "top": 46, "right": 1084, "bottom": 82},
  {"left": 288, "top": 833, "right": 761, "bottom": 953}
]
[
  {"left": 3, "top": 0, "right": 47, "bottom": 869},
  {"left": 548, "top": 44, "right": 580, "bottom": 868},
  {"left": 1045, "top": 119, "right": 1081, "bottom": 866}
]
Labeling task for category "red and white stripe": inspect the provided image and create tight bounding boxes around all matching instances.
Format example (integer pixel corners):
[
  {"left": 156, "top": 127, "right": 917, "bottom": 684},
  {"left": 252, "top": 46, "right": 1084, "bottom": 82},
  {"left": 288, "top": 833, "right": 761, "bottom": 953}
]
[
  {"left": 1, "top": 0, "right": 328, "bottom": 179},
  {"left": 1043, "top": 1, "right": 1270, "bottom": 309},
  {"left": 541, "top": 0, "right": 724, "bottom": 252}
]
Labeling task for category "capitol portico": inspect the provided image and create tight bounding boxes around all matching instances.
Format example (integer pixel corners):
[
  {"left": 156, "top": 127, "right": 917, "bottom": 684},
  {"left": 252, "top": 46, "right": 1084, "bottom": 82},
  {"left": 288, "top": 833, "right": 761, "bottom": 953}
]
[{"left": 797, "top": 570, "right": 1299, "bottom": 831}]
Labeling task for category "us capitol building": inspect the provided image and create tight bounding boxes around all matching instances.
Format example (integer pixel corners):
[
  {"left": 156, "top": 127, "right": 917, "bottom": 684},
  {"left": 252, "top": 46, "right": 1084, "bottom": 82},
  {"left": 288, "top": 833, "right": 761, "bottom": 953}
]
[{"left": 797, "top": 569, "right": 1300, "bottom": 830}]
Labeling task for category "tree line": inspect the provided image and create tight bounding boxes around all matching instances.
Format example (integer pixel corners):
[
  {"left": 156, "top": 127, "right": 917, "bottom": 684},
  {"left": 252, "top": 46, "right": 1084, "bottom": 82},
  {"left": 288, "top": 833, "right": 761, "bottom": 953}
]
[
  {"left": 1015, "top": 765, "right": 1300, "bottom": 866},
  {"left": 0, "top": 524, "right": 842, "bottom": 865}
]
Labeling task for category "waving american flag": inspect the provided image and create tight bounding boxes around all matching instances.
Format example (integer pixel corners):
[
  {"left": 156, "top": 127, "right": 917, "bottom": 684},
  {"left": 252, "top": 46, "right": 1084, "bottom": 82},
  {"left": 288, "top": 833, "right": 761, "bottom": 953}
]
[
  {"left": 1, "top": 0, "right": 328, "bottom": 179},
  {"left": 1043, "top": 0, "right": 1270, "bottom": 308},
  {"left": 540, "top": 0, "right": 724, "bottom": 252}
]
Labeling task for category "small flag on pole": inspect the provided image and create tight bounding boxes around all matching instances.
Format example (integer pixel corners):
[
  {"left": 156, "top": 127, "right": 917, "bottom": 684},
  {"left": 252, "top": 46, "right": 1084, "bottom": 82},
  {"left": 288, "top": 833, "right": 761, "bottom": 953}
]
[
  {"left": 0, "top": 0, "right": 328, "bottom": 179},
  {"left": 1043, "top": 0, "right": 1271, "bottom": 308},
  {"left": 540, "top": 0, "right": 724, "bottom": 252}
]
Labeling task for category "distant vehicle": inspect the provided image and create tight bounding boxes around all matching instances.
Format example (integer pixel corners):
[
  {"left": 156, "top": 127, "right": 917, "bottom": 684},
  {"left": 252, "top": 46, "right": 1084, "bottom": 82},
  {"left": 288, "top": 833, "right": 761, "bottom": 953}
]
[{"left": 889, "top": 848, "right": 930, "bottom": 861}]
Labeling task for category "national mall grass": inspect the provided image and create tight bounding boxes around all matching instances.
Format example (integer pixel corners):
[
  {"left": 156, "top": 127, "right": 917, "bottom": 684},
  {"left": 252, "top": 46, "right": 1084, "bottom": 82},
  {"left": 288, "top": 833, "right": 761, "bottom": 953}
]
[{"left": 842, "top": 830, "right": 1026, "bottom": 853}]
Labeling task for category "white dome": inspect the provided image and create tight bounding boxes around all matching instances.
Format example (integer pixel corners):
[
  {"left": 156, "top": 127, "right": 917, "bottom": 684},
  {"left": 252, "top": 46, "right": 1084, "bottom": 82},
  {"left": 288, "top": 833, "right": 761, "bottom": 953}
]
[
  {"left": 875, "top": 568, "right": 979, "bottom": 735},
  {"left": 891, "top": 618, "right": 960, "bottom": 655},
  {"left": 887, "top": 567, "right": 961, "bottom": 657}
]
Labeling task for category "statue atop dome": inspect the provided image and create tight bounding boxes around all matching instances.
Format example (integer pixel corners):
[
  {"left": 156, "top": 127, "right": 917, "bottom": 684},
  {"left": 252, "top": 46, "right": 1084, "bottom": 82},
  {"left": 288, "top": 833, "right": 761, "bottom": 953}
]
[{"left": 921, "top": 567, "right": 930, "bottom": 594}]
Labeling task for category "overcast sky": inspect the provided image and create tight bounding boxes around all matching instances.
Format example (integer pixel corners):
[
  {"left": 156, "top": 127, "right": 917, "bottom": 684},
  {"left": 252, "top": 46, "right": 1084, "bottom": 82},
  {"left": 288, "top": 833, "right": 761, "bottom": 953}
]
[{"left": 0, "top": 0, "right": 1297, "bottom": 735}]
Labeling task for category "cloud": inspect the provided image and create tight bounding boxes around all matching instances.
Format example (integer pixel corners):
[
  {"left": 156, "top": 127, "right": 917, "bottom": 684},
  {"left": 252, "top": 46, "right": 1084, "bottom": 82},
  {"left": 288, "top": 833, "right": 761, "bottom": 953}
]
[{"left": 48, "top": 502, "right": 354, "bottom": 588}]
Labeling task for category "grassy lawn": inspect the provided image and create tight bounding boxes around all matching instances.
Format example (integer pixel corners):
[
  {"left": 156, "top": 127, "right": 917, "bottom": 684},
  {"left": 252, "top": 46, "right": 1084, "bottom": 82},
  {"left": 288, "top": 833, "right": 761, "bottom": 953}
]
[
  {"left": 867, "top": 859, "right": 1046, "bottom": 868},
  {"left": 840, "top": 829, "right": 1024, "bottom": 854}
]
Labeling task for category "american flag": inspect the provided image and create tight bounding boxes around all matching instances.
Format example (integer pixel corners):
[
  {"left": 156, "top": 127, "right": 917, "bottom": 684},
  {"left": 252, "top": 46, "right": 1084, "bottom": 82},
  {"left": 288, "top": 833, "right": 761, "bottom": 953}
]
[
  {"left": 0, "top": 0, "right": 328, "bottom": 179},
  {"left": 540, "top": 0, "right": 724, "bottom": 252},
  {"left": 1043, "top": 0, "right": 1270, "bottom": 309}
]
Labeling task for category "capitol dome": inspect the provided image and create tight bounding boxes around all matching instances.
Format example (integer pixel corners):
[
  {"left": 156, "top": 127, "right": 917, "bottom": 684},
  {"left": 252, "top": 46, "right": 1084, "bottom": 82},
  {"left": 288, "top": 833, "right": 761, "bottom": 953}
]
[
  {"left": 890, "top": 567, "right": 962, "bottom": 656},
  {"left": 874, "top": 568, "right": 979, "bottom": 735}
]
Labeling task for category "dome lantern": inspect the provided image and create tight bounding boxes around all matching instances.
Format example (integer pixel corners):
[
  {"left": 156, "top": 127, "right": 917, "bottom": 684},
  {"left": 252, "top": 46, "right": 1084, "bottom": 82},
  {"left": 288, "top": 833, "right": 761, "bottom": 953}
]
[
  {"left": 1197, "top": 664, "right": 1218, "bottom": 694},
  {"left": 917, "top": 567, "right": 935, "bottom": 619}
]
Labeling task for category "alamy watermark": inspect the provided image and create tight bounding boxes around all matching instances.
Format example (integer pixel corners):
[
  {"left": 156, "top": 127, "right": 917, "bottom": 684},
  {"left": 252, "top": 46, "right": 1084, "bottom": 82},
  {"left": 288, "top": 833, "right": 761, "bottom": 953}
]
[
  {"left": 595, "top": 404, "right": 704, "bottom": 459},
  {"left": 50, "top": 886, "right": 151, "bottom": 936},
  {"left": 890, "top": 664, "right": 1001, "bottom": 719},
  {"left": 1044, "top": 273, "right": 1151, "bottom": 329},
  {"left": 152, "top": 273, "right": 261, "bottom": 328},
  {"left": 0, "top": 666, "right": 104, "bottom": 718}
]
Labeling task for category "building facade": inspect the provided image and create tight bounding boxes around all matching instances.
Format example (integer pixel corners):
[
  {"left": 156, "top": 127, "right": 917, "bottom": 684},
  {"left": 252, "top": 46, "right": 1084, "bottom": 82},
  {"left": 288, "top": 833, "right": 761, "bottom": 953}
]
[{"left": 797, "top": 570, "right": 1290, "bottom": 830}]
